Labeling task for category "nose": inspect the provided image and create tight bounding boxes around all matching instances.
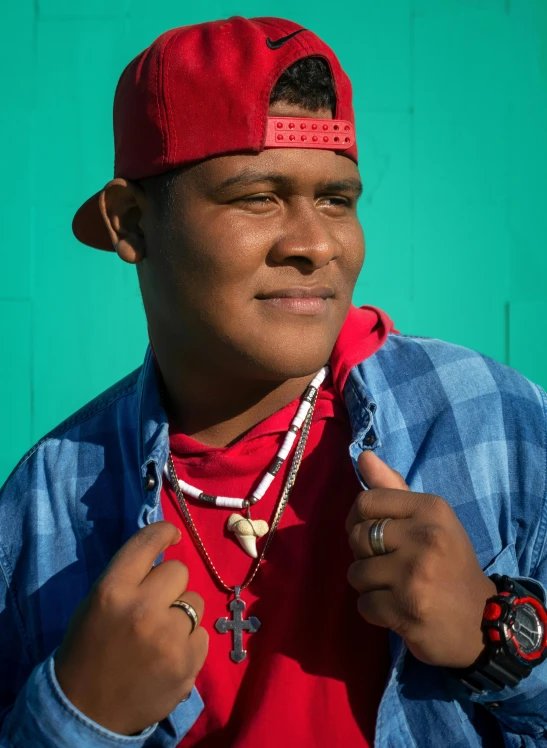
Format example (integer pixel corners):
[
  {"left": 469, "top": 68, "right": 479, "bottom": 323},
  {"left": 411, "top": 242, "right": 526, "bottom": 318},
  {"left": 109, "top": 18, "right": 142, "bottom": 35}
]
[{"left": 268, "top": 201, "right": 341, "bottom": 271}]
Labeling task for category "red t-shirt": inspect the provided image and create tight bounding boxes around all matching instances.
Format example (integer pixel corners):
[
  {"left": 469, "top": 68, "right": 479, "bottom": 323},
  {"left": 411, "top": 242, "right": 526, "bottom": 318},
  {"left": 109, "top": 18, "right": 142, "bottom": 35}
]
[{"left": 161, "top": 305, "right": 397, "bottom": 747}]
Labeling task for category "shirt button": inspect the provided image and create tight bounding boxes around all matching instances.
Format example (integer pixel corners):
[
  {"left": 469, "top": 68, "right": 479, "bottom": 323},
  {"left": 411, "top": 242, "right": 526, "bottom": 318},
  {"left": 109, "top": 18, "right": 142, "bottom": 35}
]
[
  {"left": 144, "top": 472, "right": 156, "bottom": 491},
  {"left": 364, "top": 432, "right": 376, "bottom": 446}
]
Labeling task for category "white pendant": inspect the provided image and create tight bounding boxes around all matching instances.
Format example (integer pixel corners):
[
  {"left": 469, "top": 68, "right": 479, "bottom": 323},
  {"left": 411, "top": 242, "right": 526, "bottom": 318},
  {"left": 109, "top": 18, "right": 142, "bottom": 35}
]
[{"left": 226, "top": 513, "right": 269, "bottom": 558}]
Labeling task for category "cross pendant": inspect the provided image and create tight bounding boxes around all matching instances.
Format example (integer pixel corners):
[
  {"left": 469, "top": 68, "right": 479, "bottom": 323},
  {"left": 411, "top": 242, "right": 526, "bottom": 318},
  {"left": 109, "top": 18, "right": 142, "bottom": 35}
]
[{"left": 215, "top": 587, "right": 261, "bottom": 662}]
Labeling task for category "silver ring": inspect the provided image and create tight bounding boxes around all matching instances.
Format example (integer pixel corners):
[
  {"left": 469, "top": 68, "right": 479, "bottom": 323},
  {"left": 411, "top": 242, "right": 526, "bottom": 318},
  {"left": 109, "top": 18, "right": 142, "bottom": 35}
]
[
  {"left": 170, "top": 599, "right": 199, "bottom": 633},
  {"left": 369, "top": 518, "right": 392, "bottom": 556}
]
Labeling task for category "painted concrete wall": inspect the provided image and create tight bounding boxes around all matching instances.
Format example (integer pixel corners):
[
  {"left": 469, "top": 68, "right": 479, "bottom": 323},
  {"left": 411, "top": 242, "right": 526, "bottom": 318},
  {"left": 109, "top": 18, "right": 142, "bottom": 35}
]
[{"left": 1, "top": 0, "right": 546, "bottom": 482}]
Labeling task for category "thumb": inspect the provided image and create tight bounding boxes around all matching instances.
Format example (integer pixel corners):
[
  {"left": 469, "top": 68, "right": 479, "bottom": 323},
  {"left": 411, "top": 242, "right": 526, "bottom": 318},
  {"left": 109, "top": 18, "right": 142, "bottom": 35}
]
[{"left": 357, "top": 449, "right": 409, "bottom": 491}]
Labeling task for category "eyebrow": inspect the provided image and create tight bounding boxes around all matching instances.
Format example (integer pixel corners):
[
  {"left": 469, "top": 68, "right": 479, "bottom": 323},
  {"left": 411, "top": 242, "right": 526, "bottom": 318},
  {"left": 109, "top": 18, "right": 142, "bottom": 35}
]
[{"left": 212, "top": 169, "right": 363, "bottom": 198}]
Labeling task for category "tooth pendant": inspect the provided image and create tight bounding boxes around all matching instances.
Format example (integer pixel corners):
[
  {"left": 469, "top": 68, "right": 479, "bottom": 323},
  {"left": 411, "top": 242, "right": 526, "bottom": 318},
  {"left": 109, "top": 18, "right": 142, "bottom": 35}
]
[{"left": 227, "top": 513, "right": 269, "bottom": 558}]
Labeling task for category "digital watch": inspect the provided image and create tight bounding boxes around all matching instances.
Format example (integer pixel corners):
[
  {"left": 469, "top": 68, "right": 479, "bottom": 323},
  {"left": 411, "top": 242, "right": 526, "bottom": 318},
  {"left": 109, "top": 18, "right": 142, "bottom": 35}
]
[{"left": 456, "top": 574, "right": 547, "bottom": 694}]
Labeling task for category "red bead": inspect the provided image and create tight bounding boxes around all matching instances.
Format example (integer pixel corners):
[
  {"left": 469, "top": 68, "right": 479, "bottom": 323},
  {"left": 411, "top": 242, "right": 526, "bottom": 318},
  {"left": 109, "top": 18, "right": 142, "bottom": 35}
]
[
  {"left": 323, "top": 136, "right": 329, "bottom": 142},
  {"left": 288, "top": 122, "right": 295, "bottom": 129},
  {"left": 323, "top": 124, "right": 328, "bottom": 130},
  {"left": 300, "top": 123, "right": 306, "bottom": 129},
  {"left": 289, "top": 134, "right": 295, "bottom": 141},
  {"left": 312, "top": 135, "right": 318, "bottom": 142},
  {"left": 277, "top": 134, "right": 283, "bottom": 140},
  {"left": 276, "top": 122, "right": 283, "bottom": 129}
]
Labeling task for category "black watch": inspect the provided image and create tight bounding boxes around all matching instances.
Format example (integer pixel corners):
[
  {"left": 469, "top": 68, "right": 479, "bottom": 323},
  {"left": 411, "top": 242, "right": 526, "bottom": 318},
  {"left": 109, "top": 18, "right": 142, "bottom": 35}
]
[{"left": 455, "top": 574, "right": 547, "bottom": 695}]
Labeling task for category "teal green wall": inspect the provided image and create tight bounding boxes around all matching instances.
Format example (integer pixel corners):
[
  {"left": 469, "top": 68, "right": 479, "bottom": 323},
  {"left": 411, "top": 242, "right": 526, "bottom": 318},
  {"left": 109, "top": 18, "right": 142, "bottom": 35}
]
[{"left": 1, "top": 0, "right": 546, "bottom": 483}]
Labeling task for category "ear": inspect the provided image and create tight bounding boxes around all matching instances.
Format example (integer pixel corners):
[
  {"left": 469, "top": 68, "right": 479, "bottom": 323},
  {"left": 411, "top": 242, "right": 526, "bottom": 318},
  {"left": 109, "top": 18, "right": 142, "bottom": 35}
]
[{"left": 98, "top": 178, "right": 147, "bottom": 264}]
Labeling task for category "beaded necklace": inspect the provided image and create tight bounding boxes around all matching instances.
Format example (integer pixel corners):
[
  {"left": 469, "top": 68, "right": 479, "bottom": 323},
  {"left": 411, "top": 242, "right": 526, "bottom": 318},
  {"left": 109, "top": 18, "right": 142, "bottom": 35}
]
[
  {"left": 162, "top": 367, "right": 328, "bottom": 662},
  {"left": 163, "top": 366, "right": 329, "bottom": 557}
]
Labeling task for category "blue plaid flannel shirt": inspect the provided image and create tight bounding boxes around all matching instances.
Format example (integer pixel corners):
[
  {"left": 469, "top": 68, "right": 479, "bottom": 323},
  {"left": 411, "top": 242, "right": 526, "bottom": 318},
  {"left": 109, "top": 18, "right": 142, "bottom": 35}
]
[{"left": 1, "top": 332, "right": 547, "bottom": 747}]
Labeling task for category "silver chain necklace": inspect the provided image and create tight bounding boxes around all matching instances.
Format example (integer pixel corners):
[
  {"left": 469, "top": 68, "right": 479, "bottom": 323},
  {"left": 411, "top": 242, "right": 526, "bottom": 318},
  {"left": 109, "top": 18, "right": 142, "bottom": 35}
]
[{"left": 165, "top": 387, "right": 319, "bottom": 662}]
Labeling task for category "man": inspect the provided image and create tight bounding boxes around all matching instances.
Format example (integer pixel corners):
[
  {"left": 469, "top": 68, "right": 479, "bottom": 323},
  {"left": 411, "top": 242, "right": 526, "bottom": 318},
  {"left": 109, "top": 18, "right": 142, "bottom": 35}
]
[{"left": 1, "top": 15, "right": 546, "bottom": 747}]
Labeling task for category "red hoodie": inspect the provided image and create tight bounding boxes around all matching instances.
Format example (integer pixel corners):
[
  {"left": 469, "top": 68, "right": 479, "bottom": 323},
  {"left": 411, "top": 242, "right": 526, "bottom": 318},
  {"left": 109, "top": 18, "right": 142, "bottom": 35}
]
[{"left": 161, "top": 305, "right": 397, "bottom": 747}]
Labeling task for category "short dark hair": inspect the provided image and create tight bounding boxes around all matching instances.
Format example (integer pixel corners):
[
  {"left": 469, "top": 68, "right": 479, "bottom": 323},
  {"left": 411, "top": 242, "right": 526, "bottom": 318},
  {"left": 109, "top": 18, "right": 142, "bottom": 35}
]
[
  {"left": 136, "top": 56, "right": 336, "bottom": 215},
  {"left": 269, "top": 56, "right": 336, "bottom": 113}
]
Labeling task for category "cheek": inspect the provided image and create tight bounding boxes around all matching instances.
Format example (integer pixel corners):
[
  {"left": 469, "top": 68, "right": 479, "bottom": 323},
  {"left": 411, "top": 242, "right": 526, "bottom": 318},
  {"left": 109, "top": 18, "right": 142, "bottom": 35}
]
[
  {"left": 335, "top": 221, "right": 366, "bottom": 285},
  {"left": 157, "top": 218, "right": 269, "bottom": 322}
]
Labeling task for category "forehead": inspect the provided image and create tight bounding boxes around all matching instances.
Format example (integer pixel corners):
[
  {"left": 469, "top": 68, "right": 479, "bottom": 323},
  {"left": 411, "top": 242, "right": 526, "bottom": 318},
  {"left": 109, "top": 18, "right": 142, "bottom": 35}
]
[{"left": 182, "top": 146, "right": 361, "bottom": 194}]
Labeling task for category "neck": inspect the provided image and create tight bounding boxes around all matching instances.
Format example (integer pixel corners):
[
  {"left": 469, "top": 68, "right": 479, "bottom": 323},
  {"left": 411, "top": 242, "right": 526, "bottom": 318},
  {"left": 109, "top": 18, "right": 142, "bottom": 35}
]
[{"left": 152, "top": 339, "right": 319, "bottom": 448}]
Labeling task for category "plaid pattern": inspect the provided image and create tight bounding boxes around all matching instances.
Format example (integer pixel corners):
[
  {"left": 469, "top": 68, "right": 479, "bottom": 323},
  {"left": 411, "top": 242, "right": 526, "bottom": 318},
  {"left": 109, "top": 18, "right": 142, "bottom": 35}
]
[{"left": 1, "top": 334, "right": 546, "bottom": 746}]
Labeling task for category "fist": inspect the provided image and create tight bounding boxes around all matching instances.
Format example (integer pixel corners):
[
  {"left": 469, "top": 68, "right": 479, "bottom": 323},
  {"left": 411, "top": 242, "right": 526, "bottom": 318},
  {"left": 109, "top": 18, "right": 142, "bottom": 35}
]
[
  {"left": 346, "top": 450, "right": 496, "bottom": 669},
  {"left": 55, "top": 522, "right": 208, "bottom": 736}
]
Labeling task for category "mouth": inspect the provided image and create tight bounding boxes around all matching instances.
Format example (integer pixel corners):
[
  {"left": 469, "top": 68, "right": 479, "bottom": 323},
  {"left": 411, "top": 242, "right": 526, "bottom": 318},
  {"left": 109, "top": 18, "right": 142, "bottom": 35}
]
[{"left": 255, "top": 286, "right": 334, "bottom": 316}]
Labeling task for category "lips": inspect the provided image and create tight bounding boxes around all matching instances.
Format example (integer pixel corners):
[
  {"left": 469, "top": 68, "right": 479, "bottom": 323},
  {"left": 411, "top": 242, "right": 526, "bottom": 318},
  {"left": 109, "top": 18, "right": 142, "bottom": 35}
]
[
  {"left": 256, "top": 287, "right": 334, "bottom": 316},
  {"left": 256, "top": 286, "right": 334, "bottom": 300}
]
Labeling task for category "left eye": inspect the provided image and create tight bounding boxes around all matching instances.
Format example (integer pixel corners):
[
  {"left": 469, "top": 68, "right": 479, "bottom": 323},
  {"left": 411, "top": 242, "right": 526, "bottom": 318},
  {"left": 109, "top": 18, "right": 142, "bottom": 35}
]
[
  {"left": 240, "top": 196, "right": 273, "bottom": 203},
  {"left": 321, "top": 197, "right": 350, "bottom": 207}
]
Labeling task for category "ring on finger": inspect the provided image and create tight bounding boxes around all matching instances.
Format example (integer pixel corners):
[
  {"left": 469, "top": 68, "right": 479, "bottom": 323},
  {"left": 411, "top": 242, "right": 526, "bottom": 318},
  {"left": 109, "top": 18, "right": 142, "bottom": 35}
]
[
  {"left": 369, "top": 518, "right": 392, "bottom": 556},
  {"left": 170, "top": 599, "right": 199, "bottom": 633}
]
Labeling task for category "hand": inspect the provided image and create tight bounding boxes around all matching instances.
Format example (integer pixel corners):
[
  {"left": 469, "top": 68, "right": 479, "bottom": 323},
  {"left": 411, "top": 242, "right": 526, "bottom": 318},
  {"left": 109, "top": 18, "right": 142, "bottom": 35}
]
[
  {"left": 55, "top": 522, "right": 208, "bottom": 736},
  {"left": 346, "top": 451, "right": 496, "bottom": 669}
]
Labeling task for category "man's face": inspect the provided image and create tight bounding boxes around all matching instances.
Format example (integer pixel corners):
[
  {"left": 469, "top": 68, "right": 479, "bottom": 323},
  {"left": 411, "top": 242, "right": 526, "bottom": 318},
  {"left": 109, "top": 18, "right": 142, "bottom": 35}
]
[{"left": 137, "top": 103, "right": 365, "bottom": 381}]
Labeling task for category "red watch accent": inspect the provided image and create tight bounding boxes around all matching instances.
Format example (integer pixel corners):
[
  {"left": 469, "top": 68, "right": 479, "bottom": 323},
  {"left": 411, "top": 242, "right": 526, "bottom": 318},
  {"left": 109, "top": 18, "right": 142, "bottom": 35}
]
[{"left": 484, "top": 601, "right": 502, "bottom": 621}]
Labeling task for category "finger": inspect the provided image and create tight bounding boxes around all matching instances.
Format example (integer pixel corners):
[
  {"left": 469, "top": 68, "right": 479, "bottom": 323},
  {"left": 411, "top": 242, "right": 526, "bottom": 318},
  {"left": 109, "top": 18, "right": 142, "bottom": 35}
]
[
  {"left": 356, "top": 589, "right": 400, "bottom": 630},
  {"left": 179, "top": 627, "right": 209, "bottom": 700},
  {"left": 103, "top": 522, "right": 181, "bottom": 588},
  {"left": 348, "top": 518, "right": 409, "bottom": 559},
  {"left": 139, "top": 559, "right": 189, "bottom": 604},
  {"left": 357, "top": 449, "right": 409, "bottom": 490},
  {"left": 189, "top": 626, "right": 209, "bottom": 672},
  {"left": 170, "top": 590, "right": 205, "bottom": 634},
  {"left": 347, "top": 554, "right": 398, "bottom": 593},
  {"left": 345, "top": 488, "right": 440, "bottom": 533},
  {"left": 345, "top": 489, "right": 412, "bottom": 533}
]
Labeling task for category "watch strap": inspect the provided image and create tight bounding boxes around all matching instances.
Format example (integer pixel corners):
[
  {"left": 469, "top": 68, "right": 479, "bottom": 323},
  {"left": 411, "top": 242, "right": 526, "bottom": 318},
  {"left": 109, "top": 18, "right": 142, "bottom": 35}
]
[{"left": 457, "top": 645, "right": 532, "bottom": 694}]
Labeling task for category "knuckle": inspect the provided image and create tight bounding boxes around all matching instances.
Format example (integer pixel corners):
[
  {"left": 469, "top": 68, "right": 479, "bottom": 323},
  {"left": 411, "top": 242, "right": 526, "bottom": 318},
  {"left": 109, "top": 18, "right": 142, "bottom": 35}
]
[
  {"left": 186, "top": 591, "right": 204, "bottom": 607},
  {"left": 423, "top": 493, "right": 451, "bottom": 519},
  {"left": 127, "top": 600, "right": 154, "bottom": 637},
  {"left": 162, "top": 559, "right": 189, "bottom": 584},
  {"left": 348, "top": 523, "right": 366, "bottom": 555},
  {"left": 179, "top": 678, "right": 197, "bottom": 702},
  {"left": 94, "top": 579, "right": 122, "bottom": 610}
]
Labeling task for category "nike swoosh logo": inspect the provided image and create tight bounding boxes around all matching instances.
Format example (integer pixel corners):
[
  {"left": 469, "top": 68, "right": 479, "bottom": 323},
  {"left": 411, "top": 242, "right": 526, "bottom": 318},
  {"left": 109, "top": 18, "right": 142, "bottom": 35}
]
[{"left": 265, "top": 28, "right": 305, "bottom": 50}]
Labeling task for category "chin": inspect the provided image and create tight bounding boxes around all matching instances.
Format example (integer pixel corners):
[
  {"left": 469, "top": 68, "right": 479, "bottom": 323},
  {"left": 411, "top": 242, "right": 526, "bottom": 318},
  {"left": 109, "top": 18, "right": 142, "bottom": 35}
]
[{"left": 238, "top": 330, "right": 337, "bottom": 381}]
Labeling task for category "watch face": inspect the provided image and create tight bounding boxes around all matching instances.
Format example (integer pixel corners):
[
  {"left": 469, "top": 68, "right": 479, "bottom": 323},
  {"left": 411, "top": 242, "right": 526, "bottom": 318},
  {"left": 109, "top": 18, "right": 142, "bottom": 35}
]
[{"left": 513, "top": 602, "right": 544, "bottom": 655}]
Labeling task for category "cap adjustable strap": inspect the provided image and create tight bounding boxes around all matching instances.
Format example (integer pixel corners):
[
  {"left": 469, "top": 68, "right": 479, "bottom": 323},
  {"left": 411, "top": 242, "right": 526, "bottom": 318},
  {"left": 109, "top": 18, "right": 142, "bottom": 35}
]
[{"left": 264, "top": 117, "right": 355, "bottom": 151}]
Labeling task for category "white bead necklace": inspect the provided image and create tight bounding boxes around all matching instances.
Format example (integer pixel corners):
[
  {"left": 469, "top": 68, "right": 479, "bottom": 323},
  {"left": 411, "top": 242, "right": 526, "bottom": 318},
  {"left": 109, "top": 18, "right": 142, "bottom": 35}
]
[
  {"left": 163, "top": 365, "right": 330, "bottom": 557},
  {"left": 163, "top": 365, "right": 329, "bottom": 510}
]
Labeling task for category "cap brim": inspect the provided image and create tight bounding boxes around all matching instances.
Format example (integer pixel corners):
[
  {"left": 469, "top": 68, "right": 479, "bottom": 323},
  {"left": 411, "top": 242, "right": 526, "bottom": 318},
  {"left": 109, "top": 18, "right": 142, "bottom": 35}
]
[{"left": 72, "top": 189, "right": 114, "bottom": 251}]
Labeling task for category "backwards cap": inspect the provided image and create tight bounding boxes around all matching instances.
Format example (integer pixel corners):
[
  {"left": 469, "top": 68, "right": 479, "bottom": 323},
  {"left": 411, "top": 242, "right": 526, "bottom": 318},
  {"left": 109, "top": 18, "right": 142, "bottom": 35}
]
[{"left": 72, "top": 16, "right": 358, "bottom": 251}]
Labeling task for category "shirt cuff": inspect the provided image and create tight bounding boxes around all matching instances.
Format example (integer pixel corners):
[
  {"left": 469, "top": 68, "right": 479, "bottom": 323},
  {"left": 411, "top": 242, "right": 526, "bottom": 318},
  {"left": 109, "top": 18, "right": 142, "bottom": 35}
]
[{"left": 3, "top": 650, "right": 202, "bottom": 747}]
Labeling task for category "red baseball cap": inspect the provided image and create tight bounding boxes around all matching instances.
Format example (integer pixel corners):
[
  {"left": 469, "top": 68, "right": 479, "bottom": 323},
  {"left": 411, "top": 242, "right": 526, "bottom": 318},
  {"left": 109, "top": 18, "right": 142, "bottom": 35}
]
[{"left": 72, "top": 16, "right": 358, "bottom": 251}]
